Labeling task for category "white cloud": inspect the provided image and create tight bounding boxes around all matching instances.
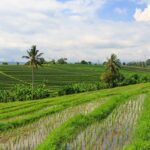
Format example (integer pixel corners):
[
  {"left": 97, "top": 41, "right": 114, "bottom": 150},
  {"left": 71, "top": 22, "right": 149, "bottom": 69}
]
[
  {"left": 138, "top": 0, "right": 150, "bottom": 4},
  {"left": 0, "top": 0, "right": 150, "bottom": 62},
  {"left": 134, "top": 5, "right": 150, "bottom": 22}
]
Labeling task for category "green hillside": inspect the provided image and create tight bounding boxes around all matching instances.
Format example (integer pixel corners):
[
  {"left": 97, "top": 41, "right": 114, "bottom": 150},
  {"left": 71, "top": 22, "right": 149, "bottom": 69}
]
[
  {"left": 0, "top": 64, "right": 150, "bottom": 91},
  {"left": 0, "top": 83, "right": 150, "bottom": 150}
]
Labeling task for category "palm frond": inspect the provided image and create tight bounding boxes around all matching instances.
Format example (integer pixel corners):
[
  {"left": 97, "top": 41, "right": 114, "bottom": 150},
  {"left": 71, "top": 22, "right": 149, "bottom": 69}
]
[
  {"left": 37, "top": 53, "right": 43, "bottom": 58},
  {"left": 22, "top": 56, "right": 30, "bottom": 59},
  {"left": 22, "top": 45, "right": 44, "bottom": 69}
]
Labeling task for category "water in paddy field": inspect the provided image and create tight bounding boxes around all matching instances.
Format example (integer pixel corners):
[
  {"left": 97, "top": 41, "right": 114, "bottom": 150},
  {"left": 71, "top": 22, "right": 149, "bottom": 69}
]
[
  {"left": 0, "top": 100, "right": 105, "bottom": 150},
  {"left": 66, "top": 95, "right": 145, "bottom": 150}
]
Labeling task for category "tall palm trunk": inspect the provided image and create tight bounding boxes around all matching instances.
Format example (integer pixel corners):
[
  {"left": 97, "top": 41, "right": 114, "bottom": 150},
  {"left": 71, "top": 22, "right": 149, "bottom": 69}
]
[
  {"left": 32, "top": 65, "right": 34, "bottom": 99},
  {"left": 22, "top": 45, "right": 44, "bottom": 100}
]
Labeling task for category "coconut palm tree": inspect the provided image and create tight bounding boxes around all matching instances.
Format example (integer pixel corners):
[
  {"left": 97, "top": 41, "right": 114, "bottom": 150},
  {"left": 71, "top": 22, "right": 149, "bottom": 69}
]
[
  {"left": 22, "top": 45, "right": 43, "bottom": 97},
  {"left": 101, "top": 53, "right": 121, "bottom": 87},
  {"left": 106, "top": 53, "right": 121, "bottom": 75}
]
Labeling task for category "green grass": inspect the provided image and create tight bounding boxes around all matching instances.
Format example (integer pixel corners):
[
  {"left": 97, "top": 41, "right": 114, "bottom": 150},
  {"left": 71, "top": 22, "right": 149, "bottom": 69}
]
[
  {"left": 0, "top": 85, "right": 129, "bottom": 131},
  {"left": 123, "top": 93, "right": 150, "bottom": 150},
  {"left": 67, "top": 95, "right": 145, "bottom": 150},
  {"left": 35, "top": 85, "right": 149, "bottom": 150},
  {"left": 0, "top": 64, "right": 150, "bottom": 91},
  {"left": 0, "top": 83, "right": 150, "bottom": 150}
]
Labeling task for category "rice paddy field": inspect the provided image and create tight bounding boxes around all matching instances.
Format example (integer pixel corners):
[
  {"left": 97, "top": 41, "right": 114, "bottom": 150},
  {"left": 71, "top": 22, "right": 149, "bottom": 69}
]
[
  {"left": 0, "top": 83, "right": 150, "bottom": 150},
  {"left": 0, "top": 64, "right": 150, "bottom": 92}
]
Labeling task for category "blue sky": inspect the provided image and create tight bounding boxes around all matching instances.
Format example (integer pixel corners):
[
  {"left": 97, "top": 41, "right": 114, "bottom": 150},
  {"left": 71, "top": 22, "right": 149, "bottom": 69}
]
[
  {"left": 98, "top": 0, "right": 146, "bottom": 21},
  {"left": 0, "top": 0, "right": 150, "bottom": 62},
  {"left": 58, "top": 0, "right": 147, "bottom": 21}
]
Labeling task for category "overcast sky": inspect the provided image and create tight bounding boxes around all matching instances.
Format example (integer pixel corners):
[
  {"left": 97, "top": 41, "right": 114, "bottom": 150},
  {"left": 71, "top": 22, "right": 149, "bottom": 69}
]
[{"left": 0, "top": 0, "right": 150, "bottom": 63}]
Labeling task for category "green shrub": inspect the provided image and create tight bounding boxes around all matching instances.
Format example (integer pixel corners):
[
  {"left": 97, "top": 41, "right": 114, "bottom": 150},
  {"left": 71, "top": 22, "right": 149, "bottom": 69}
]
[
  {"left": 0, "top": 84, "right": 50, "bottom": 102},
  {"left": 141, "top": 76, "right": 150, "bottom": 83},
  {"left": 119, "top": 74, "right": 145, "bottom": 86},
  {"left": 58, "top": 82, "right": 108, "bottom": 96},
  {"left": 58, "top": 74, "right": 150, "bottom": 97}
]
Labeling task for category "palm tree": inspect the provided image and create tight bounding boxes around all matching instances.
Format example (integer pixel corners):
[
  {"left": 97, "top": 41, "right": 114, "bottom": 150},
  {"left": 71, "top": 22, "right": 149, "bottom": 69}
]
[
  {"left": 22, "top": 45, "right": 43, "bottom": 97},
  {"left": 101, "top": 53, "right": 121, "bottom": 87},
  {"left": 106, "top": 53, "right": 121, "bottom": 75}
]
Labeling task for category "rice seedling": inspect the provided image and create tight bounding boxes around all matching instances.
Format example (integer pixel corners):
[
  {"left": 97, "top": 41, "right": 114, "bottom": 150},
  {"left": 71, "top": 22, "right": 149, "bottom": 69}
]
[
  {"left": 67, "top": 95, "right": 145, "bottom": 150},
  {"left": 36, "top": 91, "right": 141, "bottom": 150},
  {"left": 1, "top": 83, "right": 141, "bottom": 132},
  {"left": 123, "top": 93, "right": 150, "bottom": 150},
  {"left": 0, "top": 83, "right": 149, "bottom": 150},
  {"left": 0, "top": 100, "right": 104, "bottom": 150}
]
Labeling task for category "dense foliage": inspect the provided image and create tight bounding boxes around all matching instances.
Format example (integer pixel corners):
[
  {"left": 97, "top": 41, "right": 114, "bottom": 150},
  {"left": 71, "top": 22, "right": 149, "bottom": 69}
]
[
  {"left": 0, "top": 84, "right": 49, "bottom": 102},
  {"left": 58, "top": 74, "right": 150, "bottom": 96},
  {"left": 58, "top": 82, "right": 107, "bottom": 95},
  {"left": 101, "top": 54, "right": 122, "bottom": 87},
  {"left": 123, "top": 59, "right": 150, "bottom": 67}
]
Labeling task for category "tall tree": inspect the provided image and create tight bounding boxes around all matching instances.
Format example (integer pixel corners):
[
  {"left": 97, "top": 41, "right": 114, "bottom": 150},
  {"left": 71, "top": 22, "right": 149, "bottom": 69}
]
[
  {"left": 106, "top": 53, "right": 121, "bottom": 74},
  {"left": 101, "top": 53, "right": 121, "bottom": 87},
  {"left": 22, "top": 45, "right": 43, "bottom": 97}
]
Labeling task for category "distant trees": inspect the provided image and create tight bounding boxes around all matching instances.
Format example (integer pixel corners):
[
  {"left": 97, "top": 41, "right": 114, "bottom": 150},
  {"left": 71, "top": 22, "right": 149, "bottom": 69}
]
[
  {"left": 75, "top": 60, "right": 92, "bottom": 65},
  {"left": 22, "top": 45, "right": 44, "bottom": 98},
  {"left": 125, "top": 59, "right": 150, "bottom": 67},
  {"left": 16, "top": 62, "right": 20, "bottom": 65},
  {"left": 44, "top": 58, "right": 67, "bottom": 64},
  {"left": 36, "top": 58, "right": 94, "bottom": 65},
  {"left": 40, "top": 58, "right": 46, "bottom": 64},
  {"left": 57, "top": 58, "right": 67, "bottom": 64},
  {"left": 80, "top": 60, "right": 92, "bottom": 64},
  {"left": 80, "top": 60, "right": 88, "bottom": 64},
  {"left": 122, "top": 62, "right": 126, "bottom": 66},
  {"left": 146, "top": 59, "right": 150, "bottom": 66},
  {"left": 127, "top": 61, "right": 146, "bottom": 67},
  {"left": 50, "top": 59, "right": 56, "bottom": 64},
  {"left": 115, "top": 58, "right": 150, "bottom": 67},
  {"left": 2, "top": 62, "right": 8, "bottom": 65},
  {"left": 101, "top": 54, "right": 122, "bottom": 87}
]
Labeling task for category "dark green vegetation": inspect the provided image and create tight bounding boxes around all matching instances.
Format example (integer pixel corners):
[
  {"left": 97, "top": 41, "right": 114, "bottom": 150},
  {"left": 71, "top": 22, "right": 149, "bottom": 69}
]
[
  {"left": 101, "top": 53, "right": 121, "bottom": 87},
  {"left": 0, "top": 64, "right": 150, "bottom": 91},
  {"left": 0, "top": 83, "right": 150, "bottom": 150},
  {"left": 0, "top": 84, "right": 49, "bottom": 102},
  {"left": 0, "top": 64, "right": 150, "bottom": 102}
]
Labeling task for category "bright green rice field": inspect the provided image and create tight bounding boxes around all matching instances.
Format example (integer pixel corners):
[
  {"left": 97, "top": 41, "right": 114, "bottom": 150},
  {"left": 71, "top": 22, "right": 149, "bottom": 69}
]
[
  {"left": 0, "top": 64, "right": 150, "bottom": 150},
  {"left": 0, "top": 83, "right": 150, "bottom": 150}
]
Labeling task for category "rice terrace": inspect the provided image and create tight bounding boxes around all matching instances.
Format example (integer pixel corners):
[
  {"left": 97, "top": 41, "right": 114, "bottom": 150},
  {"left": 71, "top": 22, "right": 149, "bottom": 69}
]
[
  {"left": 0, "top": 0, "right": 150, "bottom": 150},
  {"left": 0, "top": 62, "right": 150, "bottom": 150}
]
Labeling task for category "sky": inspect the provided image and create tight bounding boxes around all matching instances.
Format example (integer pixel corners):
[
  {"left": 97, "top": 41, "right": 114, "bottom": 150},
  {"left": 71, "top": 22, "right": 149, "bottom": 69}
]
[{"left": 0, "top": 0, "right": 150, "bottom": 63}]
